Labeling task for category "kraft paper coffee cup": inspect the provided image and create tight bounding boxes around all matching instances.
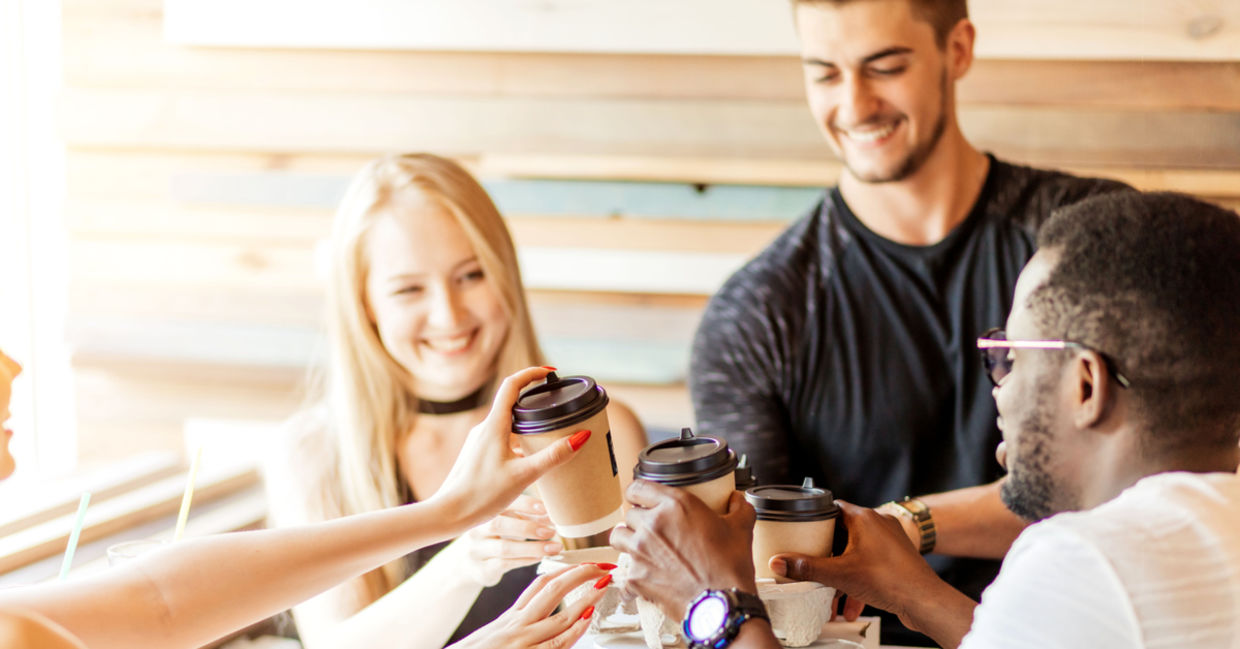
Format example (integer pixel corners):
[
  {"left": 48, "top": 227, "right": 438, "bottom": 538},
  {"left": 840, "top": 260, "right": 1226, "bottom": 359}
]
[
  {"left": 746, "top": 478, "right": 839, "bottom": 582},
  {"left": 513, "top": 372, "right": 622, "bottom": 548},
  {"left": 633, "top": 428, "right": 738, "bottom": 514}
]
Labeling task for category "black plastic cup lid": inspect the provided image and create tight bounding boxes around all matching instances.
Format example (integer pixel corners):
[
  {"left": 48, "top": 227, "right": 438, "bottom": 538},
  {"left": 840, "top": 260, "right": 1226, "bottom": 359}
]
[
  {"left": 745, "top": 478, "right": 839, "bottom": 522},
  {"left": 633, "top": 427, "right": 738, "bottom": 487},
  {"left": 733, "top": 454, "right": 757, "bottom": 491},
  {"left": 512, "top": 372, "right": 609, "bottom": 435}
]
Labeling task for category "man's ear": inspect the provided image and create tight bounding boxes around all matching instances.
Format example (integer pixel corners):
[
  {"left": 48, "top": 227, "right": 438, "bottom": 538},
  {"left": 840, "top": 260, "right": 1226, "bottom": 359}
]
[
  {"left": 1071, "top": 351, "right": 1114, "bottom": 429},
  {"left": 946, "top": 18, "right": 976, "bottom": 80}
]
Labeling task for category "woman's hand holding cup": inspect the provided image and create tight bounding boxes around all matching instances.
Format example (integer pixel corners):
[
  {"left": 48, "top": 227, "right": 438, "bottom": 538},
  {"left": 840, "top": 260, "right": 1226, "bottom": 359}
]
[
  {"left": 433, "top": 367, "right": 586, "bottom": 530},
  {"left": 461, "top": 494, "right": 563, "bottom": 587},
  {"left": 449, "top": 563, "right": 612, "bottom": 649}
]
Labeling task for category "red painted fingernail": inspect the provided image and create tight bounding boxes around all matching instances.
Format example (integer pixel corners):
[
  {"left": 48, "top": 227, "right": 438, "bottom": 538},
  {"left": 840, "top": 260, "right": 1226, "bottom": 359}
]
[
  {"left": 593, "top": 574, "right": 613, "bottom": 589},
  {"left": 580, "top": 605, "right": 595, "bottom": 620},
  {"left": 591, "top": 562, "right": 617, "bottom": 571},
  {"left": 568, "top": 430, "right": 591, "bottom": 451},
  {"left": 541, "top": 366, "right": 557, "bottom": 371}
]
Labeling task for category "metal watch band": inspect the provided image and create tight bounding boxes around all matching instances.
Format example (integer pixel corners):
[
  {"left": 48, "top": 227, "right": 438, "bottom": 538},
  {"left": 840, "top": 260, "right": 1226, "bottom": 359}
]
[{"left": 888, "top": 497, "right": 937, "bottom": 555}]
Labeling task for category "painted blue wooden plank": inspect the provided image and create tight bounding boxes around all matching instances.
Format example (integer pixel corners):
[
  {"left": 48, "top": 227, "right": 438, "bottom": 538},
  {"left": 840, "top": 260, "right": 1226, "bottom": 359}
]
[
  {"left": 170, "top": 173, "right": 821, "bottom": 222},
  {"left": 487, "top": 179, "right": 820, "bottom": 222}
]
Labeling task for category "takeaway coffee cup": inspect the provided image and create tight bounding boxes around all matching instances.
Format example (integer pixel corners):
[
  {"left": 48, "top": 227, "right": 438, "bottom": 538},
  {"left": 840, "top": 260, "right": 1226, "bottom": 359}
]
[
  {"left": 513, "top": 372, "right": 622, "bottom": 549},
  {"left": 633, "top": 427, "right": 738, "bottom": 513},
  {"left": 746, "top": 478, "right": 839, "bottom": 582}
]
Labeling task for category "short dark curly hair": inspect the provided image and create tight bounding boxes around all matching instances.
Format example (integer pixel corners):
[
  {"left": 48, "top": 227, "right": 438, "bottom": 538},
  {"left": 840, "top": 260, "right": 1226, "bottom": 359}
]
[
  {"left": 1029, "top": 192, "right": 1240, "bottom": 455},
  {"left": 792, "top": 0, "right": 969, "bottom": 49}
]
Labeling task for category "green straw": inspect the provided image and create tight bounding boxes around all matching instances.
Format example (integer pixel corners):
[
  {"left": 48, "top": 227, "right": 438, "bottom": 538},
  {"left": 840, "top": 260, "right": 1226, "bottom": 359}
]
[{"left": 58, "top": 492, "right": 91, "bottom": 581}]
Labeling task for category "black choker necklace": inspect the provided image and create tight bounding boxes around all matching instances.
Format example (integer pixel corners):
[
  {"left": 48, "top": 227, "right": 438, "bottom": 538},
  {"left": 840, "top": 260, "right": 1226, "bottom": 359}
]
[{"left": 417, "top": 383, "right": 492, "bottom": 415}]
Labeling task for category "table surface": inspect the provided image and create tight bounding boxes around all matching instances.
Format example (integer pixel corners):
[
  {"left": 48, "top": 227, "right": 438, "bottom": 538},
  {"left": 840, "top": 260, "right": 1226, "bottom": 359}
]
[{"left": 572, "top": 629, "right": 924, "bottom": 649}]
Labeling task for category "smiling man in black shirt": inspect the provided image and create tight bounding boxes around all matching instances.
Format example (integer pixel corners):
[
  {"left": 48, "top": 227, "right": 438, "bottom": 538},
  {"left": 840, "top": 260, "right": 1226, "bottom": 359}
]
[{"left": 689, "top": 1, "right": 1126, "bottom": 644}]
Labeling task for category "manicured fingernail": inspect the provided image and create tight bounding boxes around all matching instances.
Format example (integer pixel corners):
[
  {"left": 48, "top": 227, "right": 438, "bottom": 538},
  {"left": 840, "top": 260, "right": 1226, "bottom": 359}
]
[
  {"left": 544, "top": 542, "right": 563, "bottom": 554},
  {"left": 590, "top": 562, "right": 618, "bottom": 571},
  {"left": 531, "top": 502, "right": 546, "bottom": 513},
  {"left": 580, "top": 605, "right": 595, "bottom": 620},
  {"left": 536, "top": 527, "right": 555, "bottom": 539},
  {"left": 770, "top": 557, "right": 787, "bottom": 576},
  {"left": 568, "top": 430, "right": 591, "bottom": 451},
  {"left": 593, "top": 574, "right": 612, "bottom": 589},
  {"left": 541, "top": 366, "right": 557, "bottom": 371}
]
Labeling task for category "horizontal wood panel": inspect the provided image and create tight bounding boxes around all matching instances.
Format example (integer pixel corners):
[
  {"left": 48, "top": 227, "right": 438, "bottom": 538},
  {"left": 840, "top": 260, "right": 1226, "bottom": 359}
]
[
  {"left": 160, "top": 0, "right": 803, "bottom": 56},
  {"left": 65, "top": 277, "right": 708, "bottom": 379},
  {"left": 155, "top": 174, "right": 819, "bottom": 221},
  {"left": 0, "top": 453, "right": 182, "bottom": 538},
  {"left": 67, "top": 200, "right": 786, "bottom": 254},
  {"left": 66, "top": 314, "right": 696, "bottom": 385},
  {"left": 67, "top": 281, "right": 710, "bottom": 332},
  {"left": 67, "top": 237, "right": 748, "bottom": 296},
  {"left": 0, "top": 464, "right": 257, "bottom": 574},
  {"left": 150, "top": 0, "right": 1240, "bottom": 61},
  {"left": 61, "top": 8, "right": 1240, "bottom": 112},
  {"left": 481, "top": 156, "right": 1240, "bottom": 199},
  {"left": 507, "top": 218, "right": 784, "bottom": 255},
  {"left": 56, "top": 89, "right": 823, "bottom": 159},
  {"left": 66, "top": 150, "right": 1240, "bottom": 201},
  {"left": 68, "top": 358, "right": 692, "bottom": 440},
  {"left": 66, "top": 201, "right": 332, "bottom": 245},
  {"left": 69, "top": 239, "right": 318, "bottom": 292},
  {"left": 59, "top": 89, "right": 1240, "bottom": 168},
  {"left": 962, "top": 60, "right": 1240, "bottom": 113}
]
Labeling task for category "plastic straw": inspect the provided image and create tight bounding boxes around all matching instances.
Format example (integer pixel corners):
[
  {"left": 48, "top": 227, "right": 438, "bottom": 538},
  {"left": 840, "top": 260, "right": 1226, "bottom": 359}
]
[
  {"left": 58, "top": 492, "right": 91, "bottom": 581},
  {"left": 173, "top": 446, "right": 204, "bottom": 542}
]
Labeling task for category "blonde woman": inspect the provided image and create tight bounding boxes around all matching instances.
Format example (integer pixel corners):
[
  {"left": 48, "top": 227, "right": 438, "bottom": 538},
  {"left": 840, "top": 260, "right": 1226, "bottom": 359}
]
[
  {"left": 265, "top": 153, "right": 647, "bottom": 648},
  {"left": 0, "top": 354, "right": 612, "bottom": 649}
]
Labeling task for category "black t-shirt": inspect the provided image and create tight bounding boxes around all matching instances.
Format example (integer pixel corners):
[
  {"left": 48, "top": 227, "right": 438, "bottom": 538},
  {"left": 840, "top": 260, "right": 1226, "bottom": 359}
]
[{"left": 689, "top": 156, "right": 1127, "bottom": 645}]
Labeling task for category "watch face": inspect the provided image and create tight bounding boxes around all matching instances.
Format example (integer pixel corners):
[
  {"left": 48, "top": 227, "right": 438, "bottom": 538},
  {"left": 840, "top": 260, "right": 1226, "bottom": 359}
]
[{"left": 687, "top": 594, "right": 729, "bottom": 641}]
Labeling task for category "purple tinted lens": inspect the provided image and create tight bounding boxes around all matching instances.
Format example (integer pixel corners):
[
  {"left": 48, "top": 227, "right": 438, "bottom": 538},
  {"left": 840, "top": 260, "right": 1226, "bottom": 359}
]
[
  {"left": 986, "top": 349, "right": 1011, "bottom": 384},
  {"left": 979, "top": 329, "right": 1009, "bottom": 385}
]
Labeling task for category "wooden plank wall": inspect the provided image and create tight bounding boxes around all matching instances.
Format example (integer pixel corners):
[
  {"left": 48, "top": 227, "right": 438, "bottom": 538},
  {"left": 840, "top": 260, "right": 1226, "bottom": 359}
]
[{"left": 61, "top": 0, "right": 1240, "bottom": 468}]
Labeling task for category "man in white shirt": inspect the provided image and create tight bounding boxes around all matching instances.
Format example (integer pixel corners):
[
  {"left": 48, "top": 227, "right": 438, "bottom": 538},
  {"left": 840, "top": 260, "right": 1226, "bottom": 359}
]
[{"left": 612, "top": 191, "right": 1240, "bottom": 649}]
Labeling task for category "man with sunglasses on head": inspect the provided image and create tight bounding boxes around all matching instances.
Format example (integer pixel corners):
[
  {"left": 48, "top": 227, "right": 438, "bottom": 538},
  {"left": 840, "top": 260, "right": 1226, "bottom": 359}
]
[
  {"left": 688, "top": 0, "right": 1127, "bottom": 641},
  {"left": 617, "top": 191, "right": 1240, "bottom": 649}
]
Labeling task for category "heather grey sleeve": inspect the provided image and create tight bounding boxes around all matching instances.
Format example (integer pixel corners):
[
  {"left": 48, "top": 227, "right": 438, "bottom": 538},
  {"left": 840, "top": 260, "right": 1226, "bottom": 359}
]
[{"left": 689, "top": 279, "right": 794, "bottom": 485}]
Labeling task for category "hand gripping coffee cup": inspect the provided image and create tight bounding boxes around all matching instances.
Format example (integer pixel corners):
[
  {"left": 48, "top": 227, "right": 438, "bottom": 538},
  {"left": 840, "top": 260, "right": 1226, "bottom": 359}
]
[
  {"left": 630, "top": 428, "right": 739, "bottom": 648},
  {"left": 746, "top": 477, "right": 840, "bottom": 583},
  {"left": 512, "top": 372, "right": 623, "bottom": 550},
  {"left": 632, "top": 427, "right": 738, "bottom": 513}
]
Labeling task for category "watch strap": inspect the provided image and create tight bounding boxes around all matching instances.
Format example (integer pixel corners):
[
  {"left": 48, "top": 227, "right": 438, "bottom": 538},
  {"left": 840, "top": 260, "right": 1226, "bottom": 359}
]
[
  {"left": 730, "top": 589, "right": 769, "bottom": 624},
  {"left": 685, "top": 588, "right": 769, "bottom": 649},
  {"left": 886, "top": 497, "right": 937, "bottom": 555}
]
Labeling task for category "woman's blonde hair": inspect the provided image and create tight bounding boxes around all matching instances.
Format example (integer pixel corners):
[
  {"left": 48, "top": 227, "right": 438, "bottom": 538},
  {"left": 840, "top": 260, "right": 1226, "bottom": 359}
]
[{"left": 310, "top": 153, "right": 543, "bottom": 606}]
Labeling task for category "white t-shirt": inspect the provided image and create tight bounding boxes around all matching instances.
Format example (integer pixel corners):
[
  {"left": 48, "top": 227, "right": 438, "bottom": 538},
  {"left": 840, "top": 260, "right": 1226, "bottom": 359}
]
[{"left": 960, "top": 472, "right": 1240, "bottom": 649}]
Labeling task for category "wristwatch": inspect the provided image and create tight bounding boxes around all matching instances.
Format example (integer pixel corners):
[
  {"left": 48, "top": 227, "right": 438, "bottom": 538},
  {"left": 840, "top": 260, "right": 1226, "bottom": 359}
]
[
  {"left": 683, "top": 588, "right": 769, "bottom": 649},
  {"left": 882, "top": 497, "right": 936, "bottom": 555}
]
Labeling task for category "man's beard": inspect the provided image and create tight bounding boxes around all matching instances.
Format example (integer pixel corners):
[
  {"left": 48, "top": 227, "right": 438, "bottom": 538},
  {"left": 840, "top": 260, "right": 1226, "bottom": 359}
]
[
  {"left": 845, "top": 68, "right": 949, "bottom": 184},
  {"left": 999, "top": 388, "right": 1068, "bottom": 522}
]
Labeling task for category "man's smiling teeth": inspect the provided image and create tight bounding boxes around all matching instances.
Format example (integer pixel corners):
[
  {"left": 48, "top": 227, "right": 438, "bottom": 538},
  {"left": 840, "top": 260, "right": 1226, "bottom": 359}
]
[
  {"left": 843, "top": 121, "right": 898, "bottom": 143},
  {"left": 423, "top": 333, "right": 472, "bottom": 353}
]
